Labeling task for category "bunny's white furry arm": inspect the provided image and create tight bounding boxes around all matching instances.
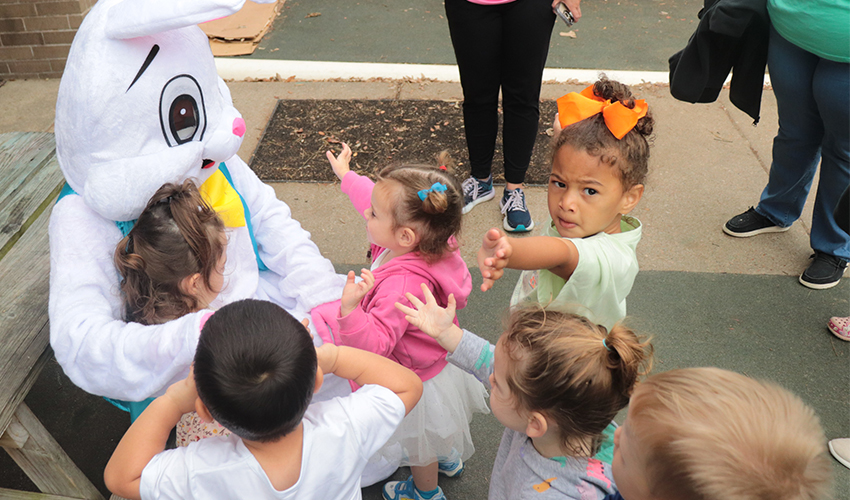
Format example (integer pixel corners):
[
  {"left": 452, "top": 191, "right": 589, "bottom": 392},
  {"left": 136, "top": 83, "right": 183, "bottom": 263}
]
[
  {"left": 48, "top": 195, "right": 203, "bottom": 400},
  {"left": 225, "top": 157, "right": 345, "bottom": 312}
]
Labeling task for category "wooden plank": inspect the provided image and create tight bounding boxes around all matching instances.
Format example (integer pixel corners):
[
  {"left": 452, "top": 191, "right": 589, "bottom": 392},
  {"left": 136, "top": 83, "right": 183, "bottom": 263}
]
[
  {"left": 0, "top": 487, "right": 85, "bottom": 500},
  {"left": 0, "top": 204, "right": 52, "bottom": 432},
  {"left": 3, "top": 403, "right": 103, "bottom": 500},
  {"left": 0, "top": 343, "right": 50, "bottom": 440},
  {"left": 0, "top": 414, "right": 30, "bottom": 449},
  {"left": 0, "top": 132, "right": 65, "bottom": 259}
]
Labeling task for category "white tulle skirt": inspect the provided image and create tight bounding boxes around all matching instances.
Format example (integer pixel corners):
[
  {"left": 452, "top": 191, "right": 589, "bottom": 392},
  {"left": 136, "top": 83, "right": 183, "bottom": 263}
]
[{"left": 360, "top": 362, "right": 490, "bottom": 485}]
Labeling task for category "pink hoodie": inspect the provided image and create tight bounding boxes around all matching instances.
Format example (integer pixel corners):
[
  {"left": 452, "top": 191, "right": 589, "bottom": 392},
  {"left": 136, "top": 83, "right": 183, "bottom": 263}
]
[{"left": 311, "top": 172, "right": 472, "bottom": 382}]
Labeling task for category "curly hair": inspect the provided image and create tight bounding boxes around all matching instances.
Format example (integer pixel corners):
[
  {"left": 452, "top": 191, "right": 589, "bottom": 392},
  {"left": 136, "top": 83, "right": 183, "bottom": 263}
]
[
  {"left": 114, "top": 180, "right": 225, "bottom": 324},
  {"left": 554, "top": 75, "right": 655, "bottom": 190}
]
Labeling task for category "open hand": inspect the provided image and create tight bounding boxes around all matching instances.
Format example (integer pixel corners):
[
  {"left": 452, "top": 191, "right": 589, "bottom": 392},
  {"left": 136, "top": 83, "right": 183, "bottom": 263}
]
[
  {"left": 326, "top": 142, "right": 352, "bottom": 181},
  {"left": 477, "top": 228, "right": 512, "bottom": 292},
  {"left": 395, "top": 283, "right": 457, "bottom": 342},
  {"left": 340, "top": 269, "right": 375, "bottom": 317}
]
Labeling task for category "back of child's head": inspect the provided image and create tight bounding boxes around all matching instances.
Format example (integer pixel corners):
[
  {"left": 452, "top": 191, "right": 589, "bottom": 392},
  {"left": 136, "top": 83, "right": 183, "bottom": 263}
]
[
  {"left": 376, "top": 152, "right": 463, "bottom": 263},
  {"left": 628, "top": 367, "right": 832, "bottom": 500},
  {"left": 555, "top": 76, "right": 654, "bottom": 190},
  {"left": 193, "top": 299, "right": 317, "bottom": 443},
  {"left": 501, "top": 306, "right": 653, "bottom": 455},
  {"left": 114, "top": 180, "right": 225, "bottom": 324}
]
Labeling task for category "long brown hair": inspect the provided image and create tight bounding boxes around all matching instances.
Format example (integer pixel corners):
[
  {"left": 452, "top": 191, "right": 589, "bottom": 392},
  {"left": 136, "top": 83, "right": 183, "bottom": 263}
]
[
  {"left": 114, "top": 180, "right": 225, "bottom": 324},
  {"left": 501, "top": 306, "right": 653, "bottom": 455}
]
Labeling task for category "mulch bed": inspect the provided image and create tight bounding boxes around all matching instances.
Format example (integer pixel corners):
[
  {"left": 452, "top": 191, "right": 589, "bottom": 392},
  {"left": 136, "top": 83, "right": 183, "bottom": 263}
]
[{"left": 250, "top": 99, "right": 559, "bottom": 185}]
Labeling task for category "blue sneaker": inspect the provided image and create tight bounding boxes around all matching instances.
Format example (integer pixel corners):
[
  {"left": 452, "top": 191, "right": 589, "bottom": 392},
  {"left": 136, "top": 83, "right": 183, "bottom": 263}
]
[
  {"left": 461, "top": 175, "right": 495, "bottom": 214},
  {"left": 500, "top": 188, "right": 534, "bottom": 232},
  {"left": 382, "top": 476, "right": 447, "bottom": 500},
  {"left": 438, "top": 448, "right": 464, "bottom": 478}
]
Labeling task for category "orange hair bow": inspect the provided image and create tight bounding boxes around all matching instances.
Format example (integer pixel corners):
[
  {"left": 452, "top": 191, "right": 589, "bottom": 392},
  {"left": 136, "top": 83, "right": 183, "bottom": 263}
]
[{"left": 556, "top": 86, "right": 648, "bottom": 140}]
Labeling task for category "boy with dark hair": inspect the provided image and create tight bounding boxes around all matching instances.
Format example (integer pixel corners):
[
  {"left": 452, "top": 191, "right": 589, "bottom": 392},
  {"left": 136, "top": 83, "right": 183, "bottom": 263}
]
[{"left": 105, "top": 299, "right": 423, "bottom": 500}]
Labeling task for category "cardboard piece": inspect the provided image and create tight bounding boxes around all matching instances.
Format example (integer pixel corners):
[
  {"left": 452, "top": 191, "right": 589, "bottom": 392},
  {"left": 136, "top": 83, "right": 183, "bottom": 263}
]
[{"left": 200, "top": 0, "right": 282, "bottom": 56}]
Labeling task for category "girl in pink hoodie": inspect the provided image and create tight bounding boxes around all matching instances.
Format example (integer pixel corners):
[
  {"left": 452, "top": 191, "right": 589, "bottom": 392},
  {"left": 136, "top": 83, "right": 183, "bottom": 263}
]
[{"left": 312, "top": 144, "right": 489, "bottom": 500}]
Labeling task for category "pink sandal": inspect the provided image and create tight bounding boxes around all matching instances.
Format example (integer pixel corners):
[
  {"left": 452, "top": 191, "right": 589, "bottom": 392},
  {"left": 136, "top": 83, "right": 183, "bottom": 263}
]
[{"left": 828, "top": 317, "right": 850, "bottom": 341}]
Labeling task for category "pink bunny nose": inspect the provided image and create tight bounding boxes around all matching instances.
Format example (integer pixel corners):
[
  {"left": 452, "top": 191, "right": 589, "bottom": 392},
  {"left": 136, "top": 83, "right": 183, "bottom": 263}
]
[{"left": 232, "top": 118, "right": 246, "bottom": 138}]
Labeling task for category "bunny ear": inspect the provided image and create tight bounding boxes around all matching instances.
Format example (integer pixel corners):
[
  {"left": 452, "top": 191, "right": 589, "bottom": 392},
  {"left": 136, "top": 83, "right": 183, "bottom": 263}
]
[{"left": 105, "top": 0, "right": 257, "bottom": 39}]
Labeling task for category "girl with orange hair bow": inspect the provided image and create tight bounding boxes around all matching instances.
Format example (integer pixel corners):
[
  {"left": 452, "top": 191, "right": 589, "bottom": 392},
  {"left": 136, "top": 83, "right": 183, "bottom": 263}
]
[{"left": 477, "top": 76, "right": 654, "bottom": 331}]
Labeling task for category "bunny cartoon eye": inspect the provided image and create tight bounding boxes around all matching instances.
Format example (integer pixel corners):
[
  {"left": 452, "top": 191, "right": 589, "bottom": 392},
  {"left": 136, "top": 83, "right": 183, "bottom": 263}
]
[{"left": 159, "top": 75, "right": 207, "bottom": 147}]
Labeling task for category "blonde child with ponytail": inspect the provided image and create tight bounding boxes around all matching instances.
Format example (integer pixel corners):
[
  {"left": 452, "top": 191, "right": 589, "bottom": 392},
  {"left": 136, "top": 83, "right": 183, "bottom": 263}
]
[
  {"left": 397, "top": 287, "right": 653, "bottom": 500},
  {"left": 311, "top": 145, "right": 489, "bottom": 500}
]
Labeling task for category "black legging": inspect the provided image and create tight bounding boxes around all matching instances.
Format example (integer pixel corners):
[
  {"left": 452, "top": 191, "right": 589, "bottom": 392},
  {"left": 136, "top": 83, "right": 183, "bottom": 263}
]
[{"left": 445, "top": 0, "right": 556, "bottom": 185}]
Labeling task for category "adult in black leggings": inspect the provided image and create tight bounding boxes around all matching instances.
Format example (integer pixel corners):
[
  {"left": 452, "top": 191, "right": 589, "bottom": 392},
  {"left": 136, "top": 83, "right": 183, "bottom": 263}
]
[{"left": 446, "top": 0, "right": 581, "bottom": 232}]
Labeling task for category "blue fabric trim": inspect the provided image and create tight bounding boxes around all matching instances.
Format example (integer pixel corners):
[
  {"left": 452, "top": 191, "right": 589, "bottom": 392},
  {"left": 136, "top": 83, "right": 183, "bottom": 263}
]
[
  {"left": 57, "top": 182, "right": 75, "bottom": 202},
  {"left": 105, "top": 397, "right": 155, "bottom": 421},
  {"left": 218, "top": 163, "right": 268, "bottom": 271}
]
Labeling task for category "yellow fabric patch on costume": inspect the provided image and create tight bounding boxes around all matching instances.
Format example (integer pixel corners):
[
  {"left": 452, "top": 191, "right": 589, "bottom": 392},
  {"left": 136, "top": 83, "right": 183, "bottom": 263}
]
[{"left": 199, "top": 169, "right": 246, "bottom": 228}]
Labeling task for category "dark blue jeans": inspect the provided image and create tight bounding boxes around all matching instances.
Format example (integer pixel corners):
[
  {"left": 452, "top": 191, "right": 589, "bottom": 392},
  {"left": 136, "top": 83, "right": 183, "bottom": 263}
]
[
  {"left": 756, "top": 26, "right": 850, "bottom": 260},
  {"left": 445, "top": 0, "right": 556, "bottom": 185}
]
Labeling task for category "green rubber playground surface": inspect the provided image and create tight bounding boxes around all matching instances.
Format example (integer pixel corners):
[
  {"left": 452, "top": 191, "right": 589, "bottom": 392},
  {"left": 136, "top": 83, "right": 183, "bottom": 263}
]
[{"left": 249, "top": 0, "right": 701, "bottom": 71}]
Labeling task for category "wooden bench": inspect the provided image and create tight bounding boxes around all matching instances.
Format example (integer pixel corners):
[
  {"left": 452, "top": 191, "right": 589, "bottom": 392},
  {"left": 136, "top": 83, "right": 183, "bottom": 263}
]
[{"left": 0, "top": 132, "right": 104, "bottom": 500}]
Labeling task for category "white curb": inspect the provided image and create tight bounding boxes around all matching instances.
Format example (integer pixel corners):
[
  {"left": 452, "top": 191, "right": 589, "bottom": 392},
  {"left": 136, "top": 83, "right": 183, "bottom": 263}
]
[{"left": 214, "top": 59, "right": 771, "bottom": 87}]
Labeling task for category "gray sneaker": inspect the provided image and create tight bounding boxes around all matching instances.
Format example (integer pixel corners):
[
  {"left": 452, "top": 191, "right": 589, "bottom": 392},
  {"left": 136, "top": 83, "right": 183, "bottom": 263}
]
[
  {"left": 461, "top": 176, "right": 495, "bottom": 214},
  {"left": 500, "top": 187, "right": 534, "bottom": 232}
]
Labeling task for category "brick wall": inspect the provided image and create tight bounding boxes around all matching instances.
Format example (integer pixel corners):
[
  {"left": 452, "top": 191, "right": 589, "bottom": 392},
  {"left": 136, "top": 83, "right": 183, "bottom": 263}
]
[{"left": 0, "top": 0, "right": 96, "bottom": 79}]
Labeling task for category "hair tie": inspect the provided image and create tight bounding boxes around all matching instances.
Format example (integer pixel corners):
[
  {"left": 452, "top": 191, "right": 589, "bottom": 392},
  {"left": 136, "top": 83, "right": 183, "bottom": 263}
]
[
  {"left": 602, "top": 338, "right": 612, "bottom": 352},
  {"left": 418, "top": 182, "right": 447, "bottom": 201},
  {"left": 557, "top": 85, "right": 648, "bottom": 140},
  {"left": 438, "top": 165, "right": 447, "bottom": 171}
]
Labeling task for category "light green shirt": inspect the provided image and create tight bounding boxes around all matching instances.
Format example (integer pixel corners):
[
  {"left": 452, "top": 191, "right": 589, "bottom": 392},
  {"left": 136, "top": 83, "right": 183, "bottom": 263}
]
[
  {"left": 768, "top": 0, "right": 850, "bottom": 63},
  {"left": 510, "top": 216, "right": 641, "bottom": 330}
]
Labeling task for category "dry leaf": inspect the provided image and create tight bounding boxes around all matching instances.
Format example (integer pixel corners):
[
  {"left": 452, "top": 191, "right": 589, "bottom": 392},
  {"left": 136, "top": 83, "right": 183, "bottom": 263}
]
[
  {"left": 559, "top": 31, "right": 577, "bottom": 38},
  {"left": 305, "top": 12, "right": 321, "bottom": 18}
]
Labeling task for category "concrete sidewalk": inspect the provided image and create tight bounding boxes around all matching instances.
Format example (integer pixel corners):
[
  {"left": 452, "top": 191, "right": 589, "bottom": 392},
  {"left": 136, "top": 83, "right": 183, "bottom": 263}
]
[{"left": 0, "top": 77, "right": 847, "bottom": 498}]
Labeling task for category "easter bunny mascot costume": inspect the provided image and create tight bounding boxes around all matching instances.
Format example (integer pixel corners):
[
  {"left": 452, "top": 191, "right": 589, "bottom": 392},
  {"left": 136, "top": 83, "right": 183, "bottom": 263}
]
[{"left": 49, "top": 0, "right": 345, "bottom": 407}]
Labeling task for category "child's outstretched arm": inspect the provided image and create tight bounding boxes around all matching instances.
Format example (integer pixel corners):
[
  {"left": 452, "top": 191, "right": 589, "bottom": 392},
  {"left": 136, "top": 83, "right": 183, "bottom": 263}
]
[
  {"left": 316, "top": 343, "right": 423, "bottom": 415},
  {"left": 477, "top": 227, "right": 579, "bottom": 292},
  {"left": 395, "top": 283, "right": 463, "bottom": 353},
  {"left": 104, "top": 371, "right": 199, "bottom": 500},
  {"left": 340, "top": 268, "right": 375, "bottom": 317},
  {"left": 326, "top": 142, "right": 352, "bottom": 182},
  {"left": 396, "top": 284, "right": 495, "bottom": 389}
]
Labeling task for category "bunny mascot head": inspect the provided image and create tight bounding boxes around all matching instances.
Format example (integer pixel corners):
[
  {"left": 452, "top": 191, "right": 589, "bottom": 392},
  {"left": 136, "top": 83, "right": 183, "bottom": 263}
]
[
  {"left": 55, "top": 0, "right": 256, "bottom": 222},
  {"left": 49, "top": 0, "right": 344, "bottom": 404}
]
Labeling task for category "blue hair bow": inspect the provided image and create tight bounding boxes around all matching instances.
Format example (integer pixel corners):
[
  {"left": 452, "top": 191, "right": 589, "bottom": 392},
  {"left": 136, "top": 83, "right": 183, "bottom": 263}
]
[{"left": 418, "top": 182, "right": 447, "bottom": 201}]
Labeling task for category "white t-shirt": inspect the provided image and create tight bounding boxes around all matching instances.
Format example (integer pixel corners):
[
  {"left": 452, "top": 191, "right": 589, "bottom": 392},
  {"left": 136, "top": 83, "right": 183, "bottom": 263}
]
[{"left": 140, "top": 385, "right": 405, "bottom": 500}]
